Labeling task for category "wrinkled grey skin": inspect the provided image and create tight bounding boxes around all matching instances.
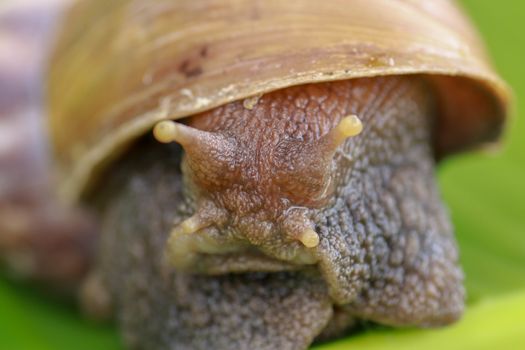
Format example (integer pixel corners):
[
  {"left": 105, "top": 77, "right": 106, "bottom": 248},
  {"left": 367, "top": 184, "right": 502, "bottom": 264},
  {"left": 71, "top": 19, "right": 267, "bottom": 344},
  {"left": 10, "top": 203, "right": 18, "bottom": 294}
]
[{"left": 94, "top": 77, "right": 464, "bottom": 350}]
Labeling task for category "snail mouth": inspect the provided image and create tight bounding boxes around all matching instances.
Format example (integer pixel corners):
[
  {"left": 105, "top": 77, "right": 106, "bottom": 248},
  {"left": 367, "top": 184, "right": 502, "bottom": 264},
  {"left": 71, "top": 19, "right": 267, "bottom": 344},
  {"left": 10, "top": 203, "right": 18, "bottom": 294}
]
[
  {"left": 164, "top": 226, "right": 318, "bottom": 275},
  {"left": 189, "top": 250, "right": 307, "bottom": 275}
]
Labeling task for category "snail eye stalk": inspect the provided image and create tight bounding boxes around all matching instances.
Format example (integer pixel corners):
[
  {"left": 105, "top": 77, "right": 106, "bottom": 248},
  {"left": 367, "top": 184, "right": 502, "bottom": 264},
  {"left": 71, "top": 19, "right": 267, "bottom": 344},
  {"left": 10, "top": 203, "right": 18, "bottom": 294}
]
[
  {"left": 153, "top": 120, "right": 215, "bottom": 147},
  {"left": 152, "top": 119, "right": 238, "bottom": 187}
]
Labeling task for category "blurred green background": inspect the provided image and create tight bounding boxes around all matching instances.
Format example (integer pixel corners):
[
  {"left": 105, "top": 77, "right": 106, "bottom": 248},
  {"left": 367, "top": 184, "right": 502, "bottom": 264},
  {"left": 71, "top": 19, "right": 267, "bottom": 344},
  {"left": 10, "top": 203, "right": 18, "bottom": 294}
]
[{"left": 1, "top": 0, "right": 524, "bottom": 349}]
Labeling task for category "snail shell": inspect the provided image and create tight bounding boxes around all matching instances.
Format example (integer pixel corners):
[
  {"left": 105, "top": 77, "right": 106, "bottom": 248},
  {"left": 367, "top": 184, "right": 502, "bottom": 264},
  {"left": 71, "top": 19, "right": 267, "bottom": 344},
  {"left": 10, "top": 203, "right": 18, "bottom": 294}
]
[{"left": 48, "top": 0, "right": 510, "bottom": 201}]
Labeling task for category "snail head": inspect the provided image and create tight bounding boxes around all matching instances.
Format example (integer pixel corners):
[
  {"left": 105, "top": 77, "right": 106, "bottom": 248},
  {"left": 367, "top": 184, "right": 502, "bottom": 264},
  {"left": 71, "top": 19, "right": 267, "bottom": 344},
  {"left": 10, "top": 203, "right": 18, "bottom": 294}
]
[{"left": 153, "top": 85, "right": 362, "bottom": 271}]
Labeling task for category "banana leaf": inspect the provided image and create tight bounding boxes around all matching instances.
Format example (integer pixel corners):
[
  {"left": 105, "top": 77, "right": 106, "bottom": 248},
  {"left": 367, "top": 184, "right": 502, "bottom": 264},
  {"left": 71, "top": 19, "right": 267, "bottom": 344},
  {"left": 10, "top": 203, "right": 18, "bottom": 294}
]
[{"left": 0, "top": 0, "right": 524, "bottom": 349}]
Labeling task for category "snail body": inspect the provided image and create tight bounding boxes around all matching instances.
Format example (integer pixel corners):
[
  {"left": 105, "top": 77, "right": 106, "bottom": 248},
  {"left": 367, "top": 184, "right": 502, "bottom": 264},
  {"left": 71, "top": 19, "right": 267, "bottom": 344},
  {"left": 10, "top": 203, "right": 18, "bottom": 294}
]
[
  {"left": 97, "top": 75, "right": 462, "bottom": 349},
  {"left": 0, "top": 1, "right": 510, "bottom": 349}
]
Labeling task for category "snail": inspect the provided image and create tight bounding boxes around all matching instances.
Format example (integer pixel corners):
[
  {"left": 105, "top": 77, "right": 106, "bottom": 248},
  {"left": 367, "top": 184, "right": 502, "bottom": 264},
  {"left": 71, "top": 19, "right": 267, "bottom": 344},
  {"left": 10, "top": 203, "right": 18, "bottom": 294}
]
[{"left": 0, "top": 0, "right": 511, "bottom": 350}]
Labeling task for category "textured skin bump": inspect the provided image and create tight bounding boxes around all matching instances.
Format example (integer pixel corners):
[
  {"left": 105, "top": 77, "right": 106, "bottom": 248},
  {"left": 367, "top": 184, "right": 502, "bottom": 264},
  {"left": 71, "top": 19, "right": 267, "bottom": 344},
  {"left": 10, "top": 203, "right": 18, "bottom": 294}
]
[{"left": 93, "top": 76, "right": 464, "bottom": 349}]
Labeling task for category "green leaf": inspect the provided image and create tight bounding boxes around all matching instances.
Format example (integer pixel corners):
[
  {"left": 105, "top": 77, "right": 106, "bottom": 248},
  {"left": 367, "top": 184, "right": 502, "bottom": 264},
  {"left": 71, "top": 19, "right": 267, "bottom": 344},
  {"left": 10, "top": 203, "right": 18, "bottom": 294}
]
[
  {"left": 0, "top": 278, "right": 121, "bottom": 350},
  {"left": 1, "top": 1, "right": 525, "bottom": 349},
  {"left": 316, "top": 291, "right": 525, "bottom": 350}
]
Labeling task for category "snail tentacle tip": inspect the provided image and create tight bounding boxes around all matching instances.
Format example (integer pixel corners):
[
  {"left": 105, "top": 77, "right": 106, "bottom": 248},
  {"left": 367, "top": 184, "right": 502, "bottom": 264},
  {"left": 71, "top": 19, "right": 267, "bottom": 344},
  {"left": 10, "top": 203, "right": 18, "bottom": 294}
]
[
  {"left": 298, "top": 228, "right": 320, "bottom": 248},
  {"left": 168, "top": 215, "right": 204, "bottom": 239},
  {"left": 153, "top": 120, "right": 178, "bottom": 143},
  {"left": 326, "top": 114, "right": 363, "bottom": 148},
  {"left": 337, "top": 114, "right": 363, "bottom": 139},
  {"left": 179, "top": 216, "right": 203, "bottom": 235}
]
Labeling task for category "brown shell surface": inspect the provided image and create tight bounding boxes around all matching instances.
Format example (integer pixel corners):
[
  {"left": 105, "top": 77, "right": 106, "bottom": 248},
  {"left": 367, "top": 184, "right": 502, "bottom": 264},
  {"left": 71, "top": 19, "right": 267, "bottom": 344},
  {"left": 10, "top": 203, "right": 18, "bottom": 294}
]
[{"left": 48, "top": 0, "right": 510, "bottom": 201}]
